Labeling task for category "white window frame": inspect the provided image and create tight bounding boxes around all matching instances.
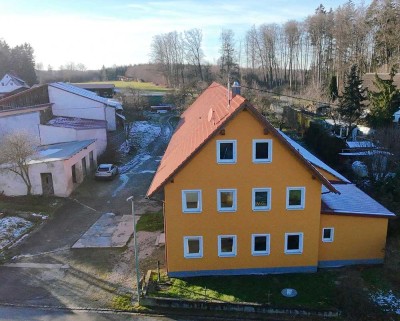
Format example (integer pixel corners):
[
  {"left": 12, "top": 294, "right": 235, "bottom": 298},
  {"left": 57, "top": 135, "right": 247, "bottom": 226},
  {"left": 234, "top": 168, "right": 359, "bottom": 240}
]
[
  {"left": 322, "top": 227, "right": 334, "bottom": 243},
  {"left": 181, "top": 190, "right": 202, "bottom": 213},
  {"left": 252, "top": 188, "right": 272, "bottom": 211},
  {"left": 218, "top": 235, "right": 237, "bottom": 257},
  {"left": 217, "top": 140, "right": 237, "bottom": 164},
  {"left": 284, "top": 232, "right": 303, "bottom": 254},
  {"left": 252, "top": 139, "right": 272, "bottom": 163},
  {"left": 286, "top": 187, "right": 306, "bottom": 210},
  {"left": 217, "top": 189, "right": 237, "bottom": 212},
  {"left": 183, "top": 236, "right": 203, "bottom": 258},
  {"left": 251, "top": 234, "right": 271, "bottom": 256}
]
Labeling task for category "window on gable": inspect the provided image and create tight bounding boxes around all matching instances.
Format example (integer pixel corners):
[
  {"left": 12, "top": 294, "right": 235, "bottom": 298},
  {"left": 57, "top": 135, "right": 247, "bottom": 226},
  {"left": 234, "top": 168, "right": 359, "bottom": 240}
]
[
  {"left": 285, "top": 233, "right": 303, "bottom": 254},
  {"left": 252, "top": 139, "right": 272, "bottom": 163},
  {"left": 182, "top": 190, "right": 202, "bottom": 213},
  {"left": 217, "top": 189, "right": 237, "bottom": 212},
  {"left": 252, "top": 188, "right": 271, "bottom": 211},
  {"left": 218, "top": 235, "right": 237, "bottom": 257},
  {"left": 217, "top": 140, "right": 236, "bottom": 163},
  {"left": 252, "top": 234, "right": 270, "bottom": 256},
  {"left": 183, "top": 236, "right": 203, "bottom": 258},
  {"left": 322, "top": 228, "right": 334, "bottom": 242},
  {"left": 286, "top": 187, "right": 305, "bottom": 210}
]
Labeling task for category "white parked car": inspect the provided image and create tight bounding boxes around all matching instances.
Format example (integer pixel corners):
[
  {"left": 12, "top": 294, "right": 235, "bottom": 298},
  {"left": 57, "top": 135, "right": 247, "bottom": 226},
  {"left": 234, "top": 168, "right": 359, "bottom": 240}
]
[{"left": 95, "top": 164, "right": 119, "bottom": 180}]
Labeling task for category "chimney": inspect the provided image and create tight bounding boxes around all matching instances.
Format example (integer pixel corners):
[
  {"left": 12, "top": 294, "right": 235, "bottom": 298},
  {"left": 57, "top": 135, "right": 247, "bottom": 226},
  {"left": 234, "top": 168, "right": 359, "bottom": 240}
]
[{"left": 232, "top": 81, "right": 241, "bottom": 98}]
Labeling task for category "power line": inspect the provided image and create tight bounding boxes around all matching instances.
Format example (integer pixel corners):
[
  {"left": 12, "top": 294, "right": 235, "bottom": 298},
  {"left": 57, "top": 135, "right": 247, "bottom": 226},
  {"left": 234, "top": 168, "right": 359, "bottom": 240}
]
[{"left": 240, "top": 85, "right": 340, "bottom": 108}]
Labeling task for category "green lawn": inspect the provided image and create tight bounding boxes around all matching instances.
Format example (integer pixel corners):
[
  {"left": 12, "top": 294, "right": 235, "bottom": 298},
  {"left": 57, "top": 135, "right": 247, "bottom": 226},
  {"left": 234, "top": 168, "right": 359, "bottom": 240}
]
[
  {"left": 137, "top": 212, "right": 164, "bottom": 232},
  {"left": 150, "top": 270, "right": 338, "bottom": 309},
  {"left": 78, "top": 81, "right": 170, "bottom": 91}
]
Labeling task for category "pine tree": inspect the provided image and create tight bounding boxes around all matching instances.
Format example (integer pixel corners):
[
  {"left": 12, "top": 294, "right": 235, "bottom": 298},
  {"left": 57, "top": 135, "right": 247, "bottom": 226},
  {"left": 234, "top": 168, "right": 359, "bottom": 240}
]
[
  {"left": 368, "top": 67, "right": 400, "bottom": 127},
  {"left": 338, "top": 64, "right": 367, "bottom": 129}
]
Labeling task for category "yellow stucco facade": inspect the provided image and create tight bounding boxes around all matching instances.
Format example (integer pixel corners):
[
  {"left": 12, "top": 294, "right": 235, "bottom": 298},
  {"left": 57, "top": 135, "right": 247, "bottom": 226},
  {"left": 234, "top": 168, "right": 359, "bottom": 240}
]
[{"left": 160, "top": 109, "right": 390, "bottom": 276}]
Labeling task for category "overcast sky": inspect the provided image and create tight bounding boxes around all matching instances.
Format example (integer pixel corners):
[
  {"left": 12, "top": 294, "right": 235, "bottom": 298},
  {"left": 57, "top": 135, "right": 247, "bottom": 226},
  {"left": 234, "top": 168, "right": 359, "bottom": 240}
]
[{"left": 0, "top": 0, "right": 370, "bottom": 70}]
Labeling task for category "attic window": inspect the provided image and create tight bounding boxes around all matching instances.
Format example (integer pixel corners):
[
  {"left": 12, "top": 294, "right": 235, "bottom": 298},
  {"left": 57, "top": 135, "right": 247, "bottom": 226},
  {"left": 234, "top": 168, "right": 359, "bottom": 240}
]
[
  {"left": 252, "top": 139, "right": 272, "bottom": 163},
  {"left": 217, "top": 140, "right": 236, "bottom": 164}
]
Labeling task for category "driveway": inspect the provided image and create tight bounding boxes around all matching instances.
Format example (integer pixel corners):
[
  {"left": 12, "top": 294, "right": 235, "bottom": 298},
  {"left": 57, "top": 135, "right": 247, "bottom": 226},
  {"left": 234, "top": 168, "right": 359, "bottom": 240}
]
[{"left": 0, "top": 112, "right": 175, "bottom": 309}]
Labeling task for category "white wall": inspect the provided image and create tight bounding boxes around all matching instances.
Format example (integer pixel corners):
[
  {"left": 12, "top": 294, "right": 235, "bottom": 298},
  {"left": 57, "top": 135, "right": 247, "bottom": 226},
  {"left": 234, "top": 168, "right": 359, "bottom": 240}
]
[
  {"left": 0, "top": 142, "right": 97, "bottom": 197},
  {"left": 39, "top": 125, "right": 107, "bottom": 155},
  {"left": 48, "top": 86, "right": 116, "bottom": 131},
  {"left": 0, "top": 112, "right": 41, "bottom": 138}
]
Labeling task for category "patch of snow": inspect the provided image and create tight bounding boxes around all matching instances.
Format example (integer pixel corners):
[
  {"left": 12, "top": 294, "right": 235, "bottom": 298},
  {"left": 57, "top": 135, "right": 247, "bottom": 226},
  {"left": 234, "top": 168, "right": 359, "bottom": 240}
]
[
  {"left": 0, "top": 216, "right": 33, "bottom": 249},
  {"left": 112, "top": 174, "right": 130, "bottom": 198},
  {"left": 140, "top": 170, "right": 156, "bottom": 174},
  {"left": 39, "top": 149, "right": 62, "bottom": 157},
  {"left": 118, "top": 153, "right": 152, "bottom": 174},
  {"left": 129, "top": 121, "right": 161, "bottom": 152},
  {"left": 370, "top": 290, "right": 400, "bottom": 314},
  {"left": 31, "top": 213, "right": 48, "bottom": 220}
]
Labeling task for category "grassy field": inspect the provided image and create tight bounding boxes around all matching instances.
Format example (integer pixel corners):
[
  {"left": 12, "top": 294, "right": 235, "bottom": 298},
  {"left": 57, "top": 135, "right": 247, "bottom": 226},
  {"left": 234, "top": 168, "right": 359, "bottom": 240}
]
[{"left": 78, "top": 81, "right": 170, "bottom": 92}]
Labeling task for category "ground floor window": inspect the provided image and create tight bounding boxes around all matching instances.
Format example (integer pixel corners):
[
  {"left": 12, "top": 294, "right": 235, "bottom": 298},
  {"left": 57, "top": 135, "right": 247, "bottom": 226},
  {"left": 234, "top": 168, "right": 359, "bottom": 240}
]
[
  {"left": 284, "top": 233, "right": 303, "bottom": 254},
  {"left": 322, "top": 228, "right": 334, "bottom": 242},
  {"left": 252, "top": 234, "right": 270, "bottom": 256},
  {"left": 183, "top": 236, "right": 203, "bottom": 258},
  {"left": 218, "top": 235, "right": 237, "bottom": 257}
]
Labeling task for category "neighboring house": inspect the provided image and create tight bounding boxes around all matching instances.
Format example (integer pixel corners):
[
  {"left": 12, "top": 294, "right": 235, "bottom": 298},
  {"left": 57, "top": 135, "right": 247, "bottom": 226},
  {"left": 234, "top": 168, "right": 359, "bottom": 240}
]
[
  {"left": 147, "top": 82, "right": 395, "bottom": 277},
  {"left": 48, "top": 82, "right": 123, "bottom": 131},
  {"left": 0, "top": 140, "right": 97, "bottom": 197},
  {"left": 0, "top": 73, "right": 30, "bottom": 98}
]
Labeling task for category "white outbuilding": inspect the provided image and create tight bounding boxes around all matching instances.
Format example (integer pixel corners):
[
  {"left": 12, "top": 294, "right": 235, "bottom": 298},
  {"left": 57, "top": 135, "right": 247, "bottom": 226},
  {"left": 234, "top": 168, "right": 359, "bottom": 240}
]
[{"left": 0, "top": 140, "right": 97, "bottom": 197}]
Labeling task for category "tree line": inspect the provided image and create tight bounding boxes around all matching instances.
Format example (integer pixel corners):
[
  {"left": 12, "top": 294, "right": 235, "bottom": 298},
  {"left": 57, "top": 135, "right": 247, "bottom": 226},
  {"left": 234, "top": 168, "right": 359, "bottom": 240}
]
[
  {"left": 150, "top": 0, "right": 400, "bottom": 96},
  {"left": 0, "top": 40, "right": 37, "bottom": 85}
]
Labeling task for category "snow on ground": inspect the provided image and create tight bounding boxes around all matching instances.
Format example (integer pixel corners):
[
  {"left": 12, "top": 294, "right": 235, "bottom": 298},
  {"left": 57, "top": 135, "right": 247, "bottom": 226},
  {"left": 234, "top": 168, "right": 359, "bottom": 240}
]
[
  {"left": 370, "top": 290, "right": 400, "bottom": 314},
  {"left": 0, "top": 216, "right": 33, "bottom": 249},
  {"left": 118, "top": 154, "right": 152, "bottom": 174},
  {"left": 129, "top": 121, "right": 161, "bottom": 151}
]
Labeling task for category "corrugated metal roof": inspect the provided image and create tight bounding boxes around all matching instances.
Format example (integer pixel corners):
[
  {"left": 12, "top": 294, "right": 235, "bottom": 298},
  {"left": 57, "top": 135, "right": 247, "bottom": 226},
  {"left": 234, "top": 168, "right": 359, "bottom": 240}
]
[
  {"left": 30, "top": 140, "right": 96, "bottom": 164},
  {"left": 47, "top": 116, "right": 107, "bottom": 129},
  {"left": 321, "top": 184, "right": 395, "bottom": 217},
  {"left": 279, "top": 131, "right": 350, "bottom": 183},
  {"left": 49, "top": 82, "right": 122, "bottom": 109}
]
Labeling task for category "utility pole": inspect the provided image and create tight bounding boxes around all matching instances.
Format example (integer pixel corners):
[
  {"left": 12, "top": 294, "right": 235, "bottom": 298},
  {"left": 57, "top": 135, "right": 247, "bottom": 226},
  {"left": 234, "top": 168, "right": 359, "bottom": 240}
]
[{"left": 126, "top": 195, "right": 141, "bottom": 304}]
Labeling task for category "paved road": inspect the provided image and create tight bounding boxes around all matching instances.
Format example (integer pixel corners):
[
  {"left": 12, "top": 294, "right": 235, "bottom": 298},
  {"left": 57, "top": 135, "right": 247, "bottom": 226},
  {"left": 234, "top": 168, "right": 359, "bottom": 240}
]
[
  {"left": 0, "top": 113, "right": 175, "bottom": 310},
  {"left": 0, "top": 306, "right": 186, "bottom": 321}
]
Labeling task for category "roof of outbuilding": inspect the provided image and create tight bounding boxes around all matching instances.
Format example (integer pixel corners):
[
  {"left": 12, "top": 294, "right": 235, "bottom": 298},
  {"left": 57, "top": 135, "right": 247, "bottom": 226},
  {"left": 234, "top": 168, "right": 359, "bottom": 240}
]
[
  {"left": 321, "top": 184, "right": 395, "bottom": 218},
  {"left": 279, "top": 131, "right": 350, "bottom": 183},
  {"left": 29, "top": 140, "right": 96, "bottom": 164},
  {"left": 49, "top": 82, "right": 122, "bottom": 109},
  {"left": 47, "top": 116, "right": 107, "bottom": 129},
  {"left": 146, "top": 82, "right": 338, "bottom": 197}
]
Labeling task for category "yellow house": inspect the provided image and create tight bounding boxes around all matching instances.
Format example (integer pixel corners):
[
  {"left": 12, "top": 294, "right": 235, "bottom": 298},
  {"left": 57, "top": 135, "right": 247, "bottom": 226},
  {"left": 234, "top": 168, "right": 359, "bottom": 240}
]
[{"left": 147, "top": 82, "right": 395, "bottom": 277}]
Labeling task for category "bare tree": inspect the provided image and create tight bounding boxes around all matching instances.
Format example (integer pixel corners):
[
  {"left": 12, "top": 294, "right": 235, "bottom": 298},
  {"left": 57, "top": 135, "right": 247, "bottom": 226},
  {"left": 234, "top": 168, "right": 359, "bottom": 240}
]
[
  {"left": 218, "top": 29, "right": 239, "bottom": 83},
  {"left": 184, "top": 28, "right": 204, "bottom": 81},
  {"left": 0, "top": 131, "right": 38, "bottom": 195}
]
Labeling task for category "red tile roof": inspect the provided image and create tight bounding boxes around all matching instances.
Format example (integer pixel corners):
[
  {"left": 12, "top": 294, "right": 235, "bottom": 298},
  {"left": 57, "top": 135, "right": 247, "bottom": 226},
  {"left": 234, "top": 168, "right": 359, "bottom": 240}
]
[{"left": 147, "top": 82, "right": 337, "bottom": 197}]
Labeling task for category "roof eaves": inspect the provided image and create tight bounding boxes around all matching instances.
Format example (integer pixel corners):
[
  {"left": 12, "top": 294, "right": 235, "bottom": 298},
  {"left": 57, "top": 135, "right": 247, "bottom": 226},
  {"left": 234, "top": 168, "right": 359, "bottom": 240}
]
[
  {"left": 244, "top": 104, "right": 340, "bottom": 194},
  {"left": 321, "top": 210, "right": 396, "bottom": 219}
]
